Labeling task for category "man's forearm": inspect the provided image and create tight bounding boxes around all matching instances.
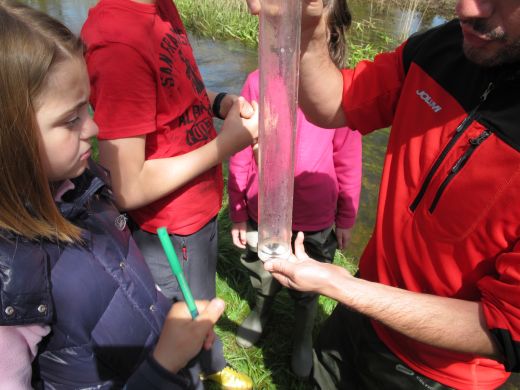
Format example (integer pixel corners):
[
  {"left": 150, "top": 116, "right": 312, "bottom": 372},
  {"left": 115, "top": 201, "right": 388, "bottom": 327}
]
[
  {"left": 298, "top": 3, "right": 346, "bottom": 128},
  {"left": 324, "top": 267, "right": 502, "bottom": 360},
  {"left": 299, "top": 32, "right": 345, "bottom": 128}
]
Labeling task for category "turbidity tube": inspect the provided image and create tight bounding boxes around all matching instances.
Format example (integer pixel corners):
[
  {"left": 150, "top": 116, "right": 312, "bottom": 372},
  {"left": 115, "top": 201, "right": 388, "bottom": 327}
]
[{"left": 257, "top": 0, "right": 301, "bottom": 262}]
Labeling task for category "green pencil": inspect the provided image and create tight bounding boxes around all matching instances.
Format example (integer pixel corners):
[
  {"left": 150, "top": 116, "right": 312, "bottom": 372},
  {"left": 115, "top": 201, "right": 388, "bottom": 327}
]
[{"left": 157, "top": 227, "right": 199, "bottom": 319}]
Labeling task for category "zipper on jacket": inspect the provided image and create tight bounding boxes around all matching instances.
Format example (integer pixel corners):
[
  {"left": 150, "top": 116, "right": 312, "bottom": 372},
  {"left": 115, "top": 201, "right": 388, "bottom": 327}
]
[
  {"left": 409, "top": 82, "right": 494, "bottom": 212},
  {"left": 428, "top": 129, "right": 492, "bottom": 213},
  {"left": 181, "top": 239, "right": 188, "bottom": 262}
]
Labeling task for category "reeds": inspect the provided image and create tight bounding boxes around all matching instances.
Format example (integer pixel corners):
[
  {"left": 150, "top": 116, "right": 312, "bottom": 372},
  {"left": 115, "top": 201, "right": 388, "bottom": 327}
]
[
  {"left": 399, "top": 0, "right": 427, "bottom": 41},
  {"left": 176, "top": 0, "right": 386, "bottom": 66},
  {"left": 175, "top": 0, "right": 259, "bottom": 46}
]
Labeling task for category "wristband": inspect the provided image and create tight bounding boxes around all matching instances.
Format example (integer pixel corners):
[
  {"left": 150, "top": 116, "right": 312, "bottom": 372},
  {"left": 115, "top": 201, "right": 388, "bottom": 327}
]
[{"left": 212, "top": 92, "right": 228, "bottom": 120}]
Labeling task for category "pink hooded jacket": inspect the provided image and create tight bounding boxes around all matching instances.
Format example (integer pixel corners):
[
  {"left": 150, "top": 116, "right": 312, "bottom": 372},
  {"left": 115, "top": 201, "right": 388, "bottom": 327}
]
[{"left": 228, "top": 70, "right": 362, "bottom": 231}]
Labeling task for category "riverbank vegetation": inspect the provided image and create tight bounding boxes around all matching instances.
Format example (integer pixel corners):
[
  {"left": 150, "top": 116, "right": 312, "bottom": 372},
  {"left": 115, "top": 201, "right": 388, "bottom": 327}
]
[
  {"left": 176, "top": 0, "right": 258, "bottom": 46},
  {"left": 371, "top": 0, "right": 456, "bottom": 13},
  {"left": 176, "top": 0, "right": 455, "bottom": 46},
  {"left": 176, "top": 0, "right": 389, "bottom": 65}
]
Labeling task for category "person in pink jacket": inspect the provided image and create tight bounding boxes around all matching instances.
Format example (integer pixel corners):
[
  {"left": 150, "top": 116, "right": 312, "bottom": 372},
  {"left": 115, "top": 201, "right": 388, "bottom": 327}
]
[{"left": 227, "top": 0, "right": 361, "bottom": 379}]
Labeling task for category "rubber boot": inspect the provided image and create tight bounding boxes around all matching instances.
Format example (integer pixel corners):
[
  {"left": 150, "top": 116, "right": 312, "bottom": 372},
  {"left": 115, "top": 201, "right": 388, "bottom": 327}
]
[
  {"left": 236, "top": 294, "right": 273, "bottom": 348},
  {"left": 291, "top": 297, "right": 318, "bottom": 378}
]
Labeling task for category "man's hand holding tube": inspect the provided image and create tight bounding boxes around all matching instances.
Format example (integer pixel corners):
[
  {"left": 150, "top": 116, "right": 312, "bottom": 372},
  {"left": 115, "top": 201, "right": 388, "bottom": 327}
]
[{"left": 263, "top": 232, "right": 352, "bottom": 294}]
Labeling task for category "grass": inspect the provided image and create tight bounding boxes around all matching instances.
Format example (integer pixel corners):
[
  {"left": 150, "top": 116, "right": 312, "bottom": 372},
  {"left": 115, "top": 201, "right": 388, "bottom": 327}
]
[
  {"left": 211, "top": 165, "right": 359, "bottom": 389},
  {"left": 370, "top": 0, "right": 456, "bottom": 13},
  {"left": 175, "top": 0, "right": 259, "bottom": 47},
  {"left": 175, "top": 0, "right": 389, "bottom": 66}
]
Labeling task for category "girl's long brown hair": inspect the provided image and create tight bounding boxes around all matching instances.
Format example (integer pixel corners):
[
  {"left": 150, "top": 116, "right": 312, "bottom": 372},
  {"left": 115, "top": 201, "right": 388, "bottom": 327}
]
[
  {"left": 323, "top": 0, "right": 352, "bottom": 68},
  {"left": 0, "top": 0, "right": 84, "bottom": 242}
]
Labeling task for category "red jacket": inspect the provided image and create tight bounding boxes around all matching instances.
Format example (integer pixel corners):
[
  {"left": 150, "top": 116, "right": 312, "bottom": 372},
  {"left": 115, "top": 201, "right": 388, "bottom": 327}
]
[{"left": 343, "top": 20, "right": 520, "bottom": 389}]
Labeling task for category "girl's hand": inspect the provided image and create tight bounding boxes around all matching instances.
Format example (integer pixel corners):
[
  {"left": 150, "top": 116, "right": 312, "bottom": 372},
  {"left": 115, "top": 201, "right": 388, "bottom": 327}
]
[
  {"left": 335, "top": 227, "right": 352, "bottom": 250},
  {"left": 152, "top": 299, "right": 225, "bottom": 374},
  {"left": 218, "top": 94, "right": 255, "bottom": 120},
  {"left": 231, "top": 221, "right": 247, "bottom": 249},
  {"left": 218, "top": 97, "right": 259, "bottom": 157}
]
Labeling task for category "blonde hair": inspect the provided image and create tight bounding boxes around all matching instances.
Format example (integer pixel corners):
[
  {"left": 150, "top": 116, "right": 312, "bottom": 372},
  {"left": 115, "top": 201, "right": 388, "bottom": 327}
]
[{"left": 0, "top": 0, "right": 84, "bottom": 242}]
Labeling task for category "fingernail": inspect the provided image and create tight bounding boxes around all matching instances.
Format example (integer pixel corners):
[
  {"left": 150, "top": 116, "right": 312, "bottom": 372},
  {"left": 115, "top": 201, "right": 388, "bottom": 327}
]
[{"left": 214, "top": 298, "right": 225, "bottom": 310}]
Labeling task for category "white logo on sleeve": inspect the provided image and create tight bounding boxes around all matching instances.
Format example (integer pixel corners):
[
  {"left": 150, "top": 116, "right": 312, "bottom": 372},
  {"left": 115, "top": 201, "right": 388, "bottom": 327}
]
[{"left": 416, "top": 90, "right": 442, "bottom": 113}]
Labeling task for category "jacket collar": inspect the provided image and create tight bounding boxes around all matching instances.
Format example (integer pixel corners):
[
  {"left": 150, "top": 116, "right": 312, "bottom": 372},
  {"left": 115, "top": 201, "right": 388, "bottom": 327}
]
[{"left": 56, "top": 161, "right": 111, "bottom": 220}]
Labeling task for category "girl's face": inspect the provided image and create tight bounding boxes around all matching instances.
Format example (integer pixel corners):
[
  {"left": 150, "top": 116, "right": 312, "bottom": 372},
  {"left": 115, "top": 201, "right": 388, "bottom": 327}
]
[{"left": 36, "top": 57, "right": 98, "bottom": 182}]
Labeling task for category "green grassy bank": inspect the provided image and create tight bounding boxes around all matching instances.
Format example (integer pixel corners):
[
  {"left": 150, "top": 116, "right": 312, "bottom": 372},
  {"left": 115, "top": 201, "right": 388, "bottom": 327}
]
[
  {"left": 176, "top": 0, "right": 258, "bottom": 46},
  {"left": 175, "top": 0, "right": 456, "bottom": 47},
  {"left": 370, "top": 0, "right": 456, "bottom": 13}
]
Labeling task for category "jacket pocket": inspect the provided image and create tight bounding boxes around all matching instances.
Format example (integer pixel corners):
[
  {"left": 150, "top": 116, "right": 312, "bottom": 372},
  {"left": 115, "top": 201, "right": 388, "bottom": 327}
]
[
  {"left": 414, "top": 131, "right": 520, "bottom": 241},
  {"left": 428, "top": 129, "right": 492, "bottom": 213}
]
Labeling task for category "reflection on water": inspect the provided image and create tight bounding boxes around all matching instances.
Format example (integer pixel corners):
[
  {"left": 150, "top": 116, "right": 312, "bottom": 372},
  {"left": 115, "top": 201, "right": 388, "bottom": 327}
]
[
  {"left": 189, "top": 34, "right": 258, "bottom": 96},
  {"left": 348, "top": 0, "right": 454, "bottom": 48}
]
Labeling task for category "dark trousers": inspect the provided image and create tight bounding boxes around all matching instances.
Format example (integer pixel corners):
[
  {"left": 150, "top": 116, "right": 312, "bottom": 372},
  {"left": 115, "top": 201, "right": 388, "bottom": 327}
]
[
  {"left": 313, "top": 305, "right": 454, "bottom": 390},
  {"left": 133, "top": 217, "right": 226, "bottom": 386}
]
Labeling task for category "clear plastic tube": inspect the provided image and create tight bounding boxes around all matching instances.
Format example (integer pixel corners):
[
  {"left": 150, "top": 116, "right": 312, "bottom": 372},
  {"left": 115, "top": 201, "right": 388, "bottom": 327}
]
[{"left": 257, "top": 0, "right": 301, "bottom": 262}]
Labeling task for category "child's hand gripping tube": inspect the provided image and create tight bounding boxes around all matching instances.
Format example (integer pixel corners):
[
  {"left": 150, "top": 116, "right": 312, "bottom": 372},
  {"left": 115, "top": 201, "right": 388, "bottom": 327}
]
[{"left": 157, "top": 227, "right": 199, "bottom": 319}]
